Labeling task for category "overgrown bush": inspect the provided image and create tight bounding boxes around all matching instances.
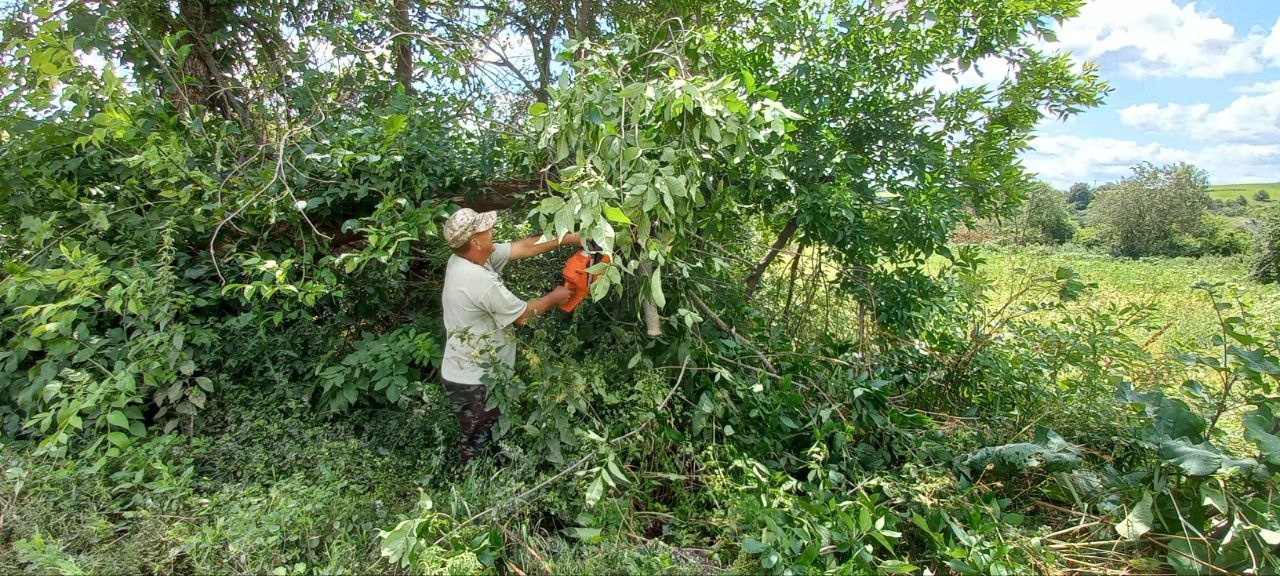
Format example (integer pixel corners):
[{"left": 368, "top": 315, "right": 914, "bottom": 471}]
[
  {"left": 9, "top": 1, "right": 1279, "bottom": 575},
  {"left": 1014, "top": 183, "right": 1076, "bottom": 245},
  {"left": 1091, "top": 162, "right": 1209, "bottom": 257},
  {"left": 1252, "top": 208, "right": 1280, "bottom": 284},
  {"left": 1191, "top": 214, "right": 1252, "bottom": 256},
  {"left": 1067, "top": 182, "right": 1093, "bottom": 210}
]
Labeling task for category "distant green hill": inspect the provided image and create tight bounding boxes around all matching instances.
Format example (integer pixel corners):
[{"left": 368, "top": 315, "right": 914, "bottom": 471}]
[{"left": 1208, "top": 182, "right": 1280, "bottom": 205}]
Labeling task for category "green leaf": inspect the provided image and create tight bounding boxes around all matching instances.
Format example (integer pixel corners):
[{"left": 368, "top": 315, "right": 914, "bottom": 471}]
[
  {"left": 540, "top": 196, "right": 566, "bottom": 214},
  {"left": 602, "top": 205, "right": 631, "bottom": 224},
  {"left": 106, "top": 431, "right": 130, "bottom": 449},
  {"left": 528, "top": 102, "right": 547, "bottom": 116},
  {"left": 565, "top": 527, "right": 602, "bottom": 540},
  {"left": 590, "top": 272, "right": 611, "bottom": 302},
  {"left": 1229, "top": 345, "right": 1280, "bottom": 375},
  {"left": 1201, "top": 486, "right": 1227, "bottom": 514},
  {"left": 741, "top": 537, "right": 766, "bottom": 554},
  {"left": 945, "top": 560, "right": 980, "bottom": 576},
  {"left": 1244, "top": 406, "right": 1280, "bottom": 465},
  {"left": 1166, "top": 536, "right": 1214, "bottom": 576},
  {"left": 741, "top": 69, "right": 756, "bottom": 93},
  {"left": 554, "top": 205, "right": 574, "bottom": 237},
  {"left": 165, "top": 382, "right": 183, "bottom": 403},
  {"left": 953, "top": 428, "right": 1081, "bottom": 477},
  {"left": 585, "top": 474, "right": 605, "bottom": 507},
  {"left": 378, "top": 519, "right": 423, "bottom": 568},
  {"left": 1116, "top": 384, "right": 1206, "bottom": 442},
  {"left": 879, "top": 560, "right": 918, "bottom": 574},
  {"left": 106, "top": 411, "right": 129, "bottom": 429},
  {"left": 606, "top": 459, "right": 629, "bottom": 484},
  {"left": 188, "top": 389, "right": 207, "bottom": 410},
  {"left": 649, "top": 268, "right": 665, "bottom": 308},
  {"left": 620, "top": 83, "right": 646, "bottom": 98},
  {"left": 1159, "top": 439, "right": 1226, "bottom": 477},
  {"left": 1115, "top": 491, "right": 1153, "bottom": 540}
]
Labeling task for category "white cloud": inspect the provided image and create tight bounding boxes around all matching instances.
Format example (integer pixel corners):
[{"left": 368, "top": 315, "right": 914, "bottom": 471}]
[
  {"left": 1024, "top": 134, "right": 1191, "bottom": 186},
  {"left": 1203, "top": 92, "right": 1280, "bottom": 144},
  {"left": 1263, "top": 16, "right": 1280, "bottom": 64},
  {"left": 1052, "top": 0, "right": 1268, "bottom": 79},
  {"left": 1117, "top": 84, "right": 1280, "bottom": 145},
  {"left": 1024, "top": 134, "right": 1280, "bottom": 187},
  {"left": 1236, "top": 80, "right": 1280, "bottom": 94},
  {"left": 1116, "top": 102, "right": 1209, "bottom": 132}
]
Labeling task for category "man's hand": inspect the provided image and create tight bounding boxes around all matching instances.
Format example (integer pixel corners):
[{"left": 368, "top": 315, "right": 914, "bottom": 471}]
[
  {"left": 514, "top": 285, "right": 572, "bottom": 326},
  {"left": 547, "top": 284, "right": 572, "bottom": 305},
  {"left": 510, "top": 233, "right": 581, "bottom": 260}
]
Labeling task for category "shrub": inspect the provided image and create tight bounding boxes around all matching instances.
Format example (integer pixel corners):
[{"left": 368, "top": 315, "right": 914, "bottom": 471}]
[
  {"left": 1192, "top": 215, "right": 1252, "bottom": 256},
  {"left": 1016, "top": 183, "right": 1076, "bottom": 245},
  {"left": 1067, "top": 182, "right": 1093, "bottom": 210},
  {"left": 1251, "top": 208, "right": 1280, "bottom": 284},
  {"left": 1256, "top": 189, "right": 1272, "bottom": 202},
  {"left": 1091, "top": 162, "right": 1209, "bottom": 257}
]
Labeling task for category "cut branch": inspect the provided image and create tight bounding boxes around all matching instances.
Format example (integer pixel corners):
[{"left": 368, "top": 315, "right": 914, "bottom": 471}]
[{"left": 637, "top": 259, "right": 662, "bottom": 337}]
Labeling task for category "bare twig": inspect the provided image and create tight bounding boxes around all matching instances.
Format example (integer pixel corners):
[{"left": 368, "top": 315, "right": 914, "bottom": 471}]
[{"left": 1149, "top": 537, "right": 1234, "bottom": 576}]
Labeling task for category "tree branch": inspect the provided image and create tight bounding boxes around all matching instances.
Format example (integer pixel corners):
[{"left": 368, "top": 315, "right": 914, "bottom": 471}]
[
  {"left": 688, "top": 292, "right": 777, "bottom": 376},
  {"left": 744, "top": 214, "right": 798, "bottom": 301}
]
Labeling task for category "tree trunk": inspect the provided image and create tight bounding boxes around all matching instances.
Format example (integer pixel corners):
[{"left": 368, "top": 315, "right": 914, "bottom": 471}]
[
  {"left": 454, "top": 176, "right": 549, "bottom": 212},
  {"left": 744, "top": 215, "right": 798, "bottom": 301},
  {"left": 574, "top": 0, "right": 596, "bottom": 56},
  {"left": 393, "top": 0, "right": 415, "bottom": 95},
  {"left": 173, "top": 0, "right": 254, "bottom": 133}
]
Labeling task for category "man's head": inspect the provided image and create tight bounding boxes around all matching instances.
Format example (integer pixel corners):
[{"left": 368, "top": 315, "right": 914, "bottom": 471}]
[{"left": 444, "top": 208, "right": 498, "bottom": 261}]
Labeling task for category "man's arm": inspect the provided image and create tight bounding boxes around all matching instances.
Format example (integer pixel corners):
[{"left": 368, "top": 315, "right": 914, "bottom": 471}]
[
  {"left": 509, "top": 232, "right": 580, "bottom": 260},
  {"left": 513, "top": 285, "right": 572, "bottom": 327}
]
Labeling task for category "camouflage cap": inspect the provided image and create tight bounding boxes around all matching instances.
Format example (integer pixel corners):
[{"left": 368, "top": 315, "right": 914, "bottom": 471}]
[{"left": 443, "top": 208, "right": 497, "bottom": 249}]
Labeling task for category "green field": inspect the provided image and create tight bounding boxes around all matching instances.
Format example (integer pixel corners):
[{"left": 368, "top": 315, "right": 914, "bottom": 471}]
[
  {"left": 1208, "top": 181, "right": 1280, "bottom": 205},
  {"left": 973, "top": 245, "right": 1280, "bottom": 350}
]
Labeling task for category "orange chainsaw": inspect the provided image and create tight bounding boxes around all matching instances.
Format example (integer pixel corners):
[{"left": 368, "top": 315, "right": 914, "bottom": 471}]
[{"left": 559, "top": 240, "right": 610, "bottom": 312}]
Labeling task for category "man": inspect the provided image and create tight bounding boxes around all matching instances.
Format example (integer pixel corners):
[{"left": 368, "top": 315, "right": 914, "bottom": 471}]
[{"left": 440, "top": 208, "right": 575, "bottom": 463}]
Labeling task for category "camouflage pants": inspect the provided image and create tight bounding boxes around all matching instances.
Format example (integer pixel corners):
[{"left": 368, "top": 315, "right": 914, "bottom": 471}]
[{"left": 441, "top": 379, "right": 500, "bottom": 464}]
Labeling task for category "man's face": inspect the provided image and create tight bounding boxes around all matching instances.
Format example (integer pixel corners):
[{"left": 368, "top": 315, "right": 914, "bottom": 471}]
[{"left": 470, "top": 228, "right": 495, "bottom": 260}]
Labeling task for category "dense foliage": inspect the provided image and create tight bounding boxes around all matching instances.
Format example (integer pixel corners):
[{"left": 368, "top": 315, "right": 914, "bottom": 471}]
[
  {"left": 1013, "top": 182, "right": 1075, "bottom": 245},
  {"left": 1091, "top": 162, "right": 1210, "bottom": 258},
  {"left": 2, "top": 0, "right": 1278, "bottom": 575},
  {"left": 1254, "top": 207, "right": 1280, "bottom": 285}
]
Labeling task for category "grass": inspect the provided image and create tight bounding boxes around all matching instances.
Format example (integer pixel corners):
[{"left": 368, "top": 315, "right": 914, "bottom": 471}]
[
  {"left": 973, "top": 245, "right": 1280, "bottom": 351},
  {"left": 1208, "top": 182, "right": 1280, "bottom": 205}
]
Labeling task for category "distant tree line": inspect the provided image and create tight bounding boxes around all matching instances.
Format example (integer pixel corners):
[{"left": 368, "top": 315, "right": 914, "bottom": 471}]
[{"left": 996, "top": 162, "right": 1278, "bottom": 283}]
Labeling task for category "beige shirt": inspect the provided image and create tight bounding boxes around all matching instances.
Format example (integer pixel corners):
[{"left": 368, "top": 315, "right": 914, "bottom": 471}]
[{"left": 440, "top": 243, "right": 527, "bottom": 385}]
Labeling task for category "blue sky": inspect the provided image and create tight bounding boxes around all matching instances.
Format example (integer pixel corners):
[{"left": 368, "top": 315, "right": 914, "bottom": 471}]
[{"left": 1021, "top": 0, "right": 1280, "bottom": 188}]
